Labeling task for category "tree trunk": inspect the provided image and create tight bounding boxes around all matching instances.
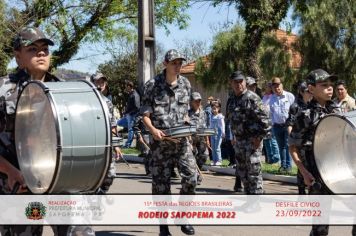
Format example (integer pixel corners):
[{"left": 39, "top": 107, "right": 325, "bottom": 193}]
[{"left": 244, "top": 25, "right": 264, "bottom": 81}]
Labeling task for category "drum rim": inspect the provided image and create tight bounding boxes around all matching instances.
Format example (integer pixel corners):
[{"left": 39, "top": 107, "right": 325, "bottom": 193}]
[
  {"left": 14, "top": 81, "right": 61, "bottom": 193},
  {"left": 313, "top": 112, "right": 356, "bottom": 194},
  {"left": 15, "top": 80, "right": 112, "bottom": 193},
  {"left": 163, "top": 125, "right": 197, "bottom": 137}
]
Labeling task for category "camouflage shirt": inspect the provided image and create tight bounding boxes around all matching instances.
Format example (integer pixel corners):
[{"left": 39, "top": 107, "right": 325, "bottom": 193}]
[
  {"left": 285, "top": 97, "right": 308, "bottom": 128},
  {"left": 101, "top": 94, "right": 116, "bottom": 128},
  {"left": 0, "top": 69, "right": 60, "bottom": 134},
  {"left": 289, "top": 99, "right": 340, "bottom": 148},
  {"left": 140, "top": 70, "right": 192, "bottom": 129},
  {"left": 226, "top": 89, "right": 271, "bottom": 140},
  {"left": 188, "top": 107, "right": 207, "bottom": 129}
]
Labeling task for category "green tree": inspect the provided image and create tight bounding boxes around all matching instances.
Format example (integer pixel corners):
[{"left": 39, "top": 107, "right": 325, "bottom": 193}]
[
  {"left": 293, "top": 0, "right": 356, "bottom": 92},
  {"left": 211, "top": 0, "right": 291, "bottom": 80},
  {"left": 0, "top": 0, "right": 190, "bottom": 75},
  {"left": 97, "top": 42, "right": 137, "bottom": 114},
  {"left": 195, "top": 24, "right": 245, "bottom": 89},
  {"left": 195, "top": 25, "right": 296, "bottom": 90}
]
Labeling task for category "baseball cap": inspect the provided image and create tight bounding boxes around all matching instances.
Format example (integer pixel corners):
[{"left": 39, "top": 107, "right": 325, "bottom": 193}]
[
  {"left": 306, "top": 69, "right": 337, "bottom": 85},
  {"left": 191, "top": 92, "right": 202, "bottom": 101},
  {"left": 246, "top": 77, "right": 256, "bottom": 86},
  {"left": 298, "top": 81, "right": 308, "bottom": 93},
  {"left": 230, "top": 71, "right": 245, "bottom": 81},
  {"left": 90, "top": 73, "right": 107, "bottom": 82},
  {"left": 164, "top": 49, "right": 186, "bottom": 62},
  {"left": 13, "top": 27, "right": 54, "bottom": 50}
]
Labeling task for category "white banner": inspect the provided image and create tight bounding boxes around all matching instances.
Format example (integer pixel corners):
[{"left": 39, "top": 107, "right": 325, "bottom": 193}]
[{"left": 1, "top": 195, "right": 356, "bottom": 225}]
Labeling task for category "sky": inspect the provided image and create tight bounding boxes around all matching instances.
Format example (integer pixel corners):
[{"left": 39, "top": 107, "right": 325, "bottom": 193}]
[{"left": 8, "top": 3, "right": 297, "bottom": 74}]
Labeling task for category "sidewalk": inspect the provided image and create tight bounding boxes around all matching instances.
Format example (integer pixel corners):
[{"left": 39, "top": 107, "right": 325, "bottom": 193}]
[{"left": 122, "top": 154, "right": 297, "bottom": 184}]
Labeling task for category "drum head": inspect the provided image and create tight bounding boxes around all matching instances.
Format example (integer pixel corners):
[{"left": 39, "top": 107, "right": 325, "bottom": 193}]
[
  {"left": 314, "top": 112, "right": 356, "bottom": 194},
  {"left": 15, "top": 82, "right": 57, "bottom": 193}
]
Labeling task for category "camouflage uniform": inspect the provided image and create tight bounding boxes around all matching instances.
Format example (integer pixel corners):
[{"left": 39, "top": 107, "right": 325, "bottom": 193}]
[
  {"left": 133, "top": 114, "right": 152, "bottom": 175},
  {"left": 0, "top": 70, "right": 59, "bottom": 236},
  {"left": 188, "top": 107, "right": 209, "bottom": 169},
  {"left": 226, "top": 89, "right": 271, "bottom": 194},
  {"left": 97, "top": 93, "right": 117, "bottom": 194},
  {"left": 286, "top": 97, "right": 309, "bottom": 194},
  {"left": 289, "top": 99, "right": 340, "bottom": 236},
  {"left": 140, "top": 71, "right": 197, "bottom": 194}
]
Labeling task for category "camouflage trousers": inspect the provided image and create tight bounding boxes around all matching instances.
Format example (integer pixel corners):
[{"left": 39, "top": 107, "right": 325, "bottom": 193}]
[
  {"left": 0, "top": 172, "right": 95, "bottom": 236},
  {"left": 191, "top": 136, "right": 209, "bottom": 169},
  {"left": 150, "top": 137, "right": 197, "bottom": 194},
  {"left": 308, "top": 182, "right": 356, "bottom": 236},
  {"left": 233, "top": 138, "right": 263, "bottom": 194}
]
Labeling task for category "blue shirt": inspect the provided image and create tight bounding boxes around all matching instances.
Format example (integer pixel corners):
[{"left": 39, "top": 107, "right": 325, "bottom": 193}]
[{"left": 269, "top": 91, "right": 295, "bottom": 125}]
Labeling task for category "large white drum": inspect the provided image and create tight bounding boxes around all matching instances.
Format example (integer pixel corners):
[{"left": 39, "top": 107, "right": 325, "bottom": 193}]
[
  {"left": 313, "top": 111, "right": 356, "bottom": 193},
  {"left": 15, "top": 80, "right": 111, "bottom": 194}
]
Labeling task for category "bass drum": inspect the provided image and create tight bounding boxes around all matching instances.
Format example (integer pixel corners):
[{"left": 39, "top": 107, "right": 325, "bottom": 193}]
[
  {"left": 313, "top": 111, "right": 356, "bottom": 194},
  {"left": 15, "top": 80, "right": 111, "bottom": 194}
]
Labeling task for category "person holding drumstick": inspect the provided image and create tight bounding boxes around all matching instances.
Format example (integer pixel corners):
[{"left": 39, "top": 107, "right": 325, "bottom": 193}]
[
  {"left": 141, "top": 49, "right": 197, "bottom": 236},
  {"left": 0, "top": 27, "right": 95, "bottom": 236},
  {"left": 188, "top": 92, "right": 210, "bottom": 185}
]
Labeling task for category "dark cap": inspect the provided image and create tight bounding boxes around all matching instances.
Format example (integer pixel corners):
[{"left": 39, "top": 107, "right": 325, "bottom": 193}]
[
  {"left": 246, "top": 76, "right": 256, "bottom": 86},
  {"left": 306, "top": 69, "right": 337, "bottom": 85},
  {"left": 90, "top": 73, "right": 107, "bottom": 82},
  {"left": 13, "top": 27, "right": 54, "bottom": 50},
  {"left": 230, "top": 71, "right": 245, "bottom": 81},
  {"left": 164, "top": 49, "right": 186, "bottom": 62},
  {"left": 191, "top": 92, "right": 202, "bottom": 101},
  {"left": 298, "top": 81, "right": 308, "bottom": 93}
]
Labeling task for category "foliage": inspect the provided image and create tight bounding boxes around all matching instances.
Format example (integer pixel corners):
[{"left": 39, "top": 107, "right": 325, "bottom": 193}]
[
  {"left": 195, "top": 25, "right": 297, "bottom": 90},
  {"left": 195, "top": 24, "right": 245, "bottom": 89},
  {"left": 173, "top": 38, "right": 209, "bottom": 63},
  {"left": 210, "top": 0, "right": 291, "bottom": 80},
  {"left": 293, "top": 0, "right": 356, "bottom": 93},
  {"left": 0, "top": 0, "right": 190, "bottom": 75},
  {"left": 97, "top": 42, "right": 137, "bottom": 114}
]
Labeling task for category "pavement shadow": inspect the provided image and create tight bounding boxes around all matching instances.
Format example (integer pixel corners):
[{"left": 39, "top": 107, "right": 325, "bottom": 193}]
[{"left": 96, "top": 230, "right": 145, "bottom": 236}]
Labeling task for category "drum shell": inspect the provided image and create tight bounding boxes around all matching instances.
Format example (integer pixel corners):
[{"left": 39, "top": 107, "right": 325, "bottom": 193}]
[
  {"left": 163, "top": 126, "right": 197, "bottom": 138},
  {"left": 15, "top": 81, "right": 111, "bottom": 194},
  {"left": 196, "top": 128, "right": 216, "bottom": 137},
  {"left": 313, "top": 111, "right": 356, "bottom": 194}
]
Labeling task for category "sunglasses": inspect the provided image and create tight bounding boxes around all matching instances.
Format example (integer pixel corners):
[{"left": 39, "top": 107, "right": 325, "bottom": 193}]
[{"left": 272, "top": 83, "right": 281, "bottom": 87}]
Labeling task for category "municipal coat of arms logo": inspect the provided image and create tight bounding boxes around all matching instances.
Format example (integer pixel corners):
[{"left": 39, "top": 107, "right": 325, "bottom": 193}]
[{"left": 25, "top": 202, "right": 46, "bottom": 220}]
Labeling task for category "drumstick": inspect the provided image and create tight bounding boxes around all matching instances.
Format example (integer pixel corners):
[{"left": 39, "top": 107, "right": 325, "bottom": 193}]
[
  {"left": 196, "top": 163, "right": 203, "bottom": 180},
  {"left": 162, "top": 136, "right": 180, "bottom": 143}
]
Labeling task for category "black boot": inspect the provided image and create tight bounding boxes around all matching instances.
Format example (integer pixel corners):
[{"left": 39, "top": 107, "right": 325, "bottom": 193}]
[
  {"left": 181, "top": 225, "right": 195, "bottom": 235},
  {"left": 159, "top": 225, "right": 171, "bottom": 236},
  {"left": 233, "top": 176, "right": 243, "bottom": 192}
]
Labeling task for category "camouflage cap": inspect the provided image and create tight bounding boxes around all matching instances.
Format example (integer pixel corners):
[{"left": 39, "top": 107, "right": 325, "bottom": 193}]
[
  {"left": 230, "top": 71, "right": 245, "bottom": 81},
  {"left": 164, "top": 49, "right": 186, "bottom": 62},
  {"left": 13, "top": 27, "right": 54, "bottom": 50},
  {"left": 306, "top": 69, "right": 337, "bottom": 85},
  {"left": 191, "top": 92, "right": 202, "bottom": 101},
  {"left": 90, "top": 73, "right": 107, "bottom": 82}
]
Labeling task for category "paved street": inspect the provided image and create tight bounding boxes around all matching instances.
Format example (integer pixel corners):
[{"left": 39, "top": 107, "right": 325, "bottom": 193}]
[{"left": 44, "top": 162, "right": 354, "bottom": 236}]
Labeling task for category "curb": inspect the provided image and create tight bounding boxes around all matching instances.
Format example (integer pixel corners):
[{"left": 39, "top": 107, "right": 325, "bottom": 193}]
[{"left": 122, "top": 154, "right": 297, "bottom": 184}]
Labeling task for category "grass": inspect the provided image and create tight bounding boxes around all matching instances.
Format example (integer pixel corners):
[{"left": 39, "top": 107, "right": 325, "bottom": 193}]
[
  {"left": 205, "top": 159, "right": 298, "bottom": 176},
  {"left": 122, "top": 147, "right": 298, "bottom": 176},
  {"left": 121, "top": 147, "right": 140, "bottom": 155}
]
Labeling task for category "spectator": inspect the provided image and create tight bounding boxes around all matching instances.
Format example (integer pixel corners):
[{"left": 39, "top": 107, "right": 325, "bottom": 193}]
[
  {"left": 334, "top": 80, "right": 356, "bottom": 113},
  {"left": 209, "top": 100, "right": 225, "bottom": 166},
  {"left": 262, "top": 82, "right": 280, "bottom": 164},
  {"left": 204, "top": 96, "right": 214, "bottom": 127},
  {"left": 123, "top": 80, "right": 140, "bottom": 148},
  {"left": 269, "top": 77, "right": 295, "bottom": 173}
]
